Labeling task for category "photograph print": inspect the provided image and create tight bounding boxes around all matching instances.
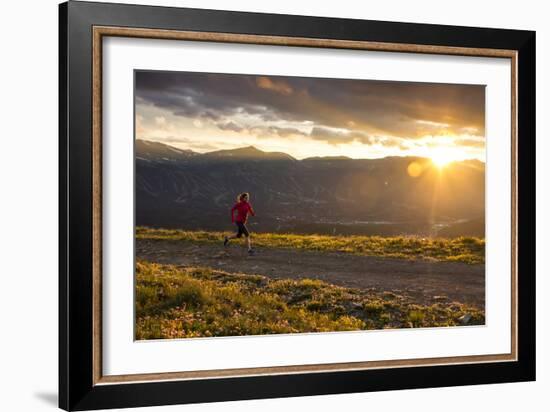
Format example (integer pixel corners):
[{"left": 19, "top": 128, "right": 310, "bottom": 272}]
[{"left": 134, "top": 70, "right": 486, "bottom": 340}]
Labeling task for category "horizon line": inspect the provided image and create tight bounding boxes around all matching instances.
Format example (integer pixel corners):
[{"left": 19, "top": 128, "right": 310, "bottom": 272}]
[{"left": 136, "top": 138, "right": 486, "bottom": 164}]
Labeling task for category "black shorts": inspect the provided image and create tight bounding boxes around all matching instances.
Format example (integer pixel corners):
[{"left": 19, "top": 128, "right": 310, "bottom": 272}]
[{"left": 235, "top": 222, "right": 250, "bottom": 238}]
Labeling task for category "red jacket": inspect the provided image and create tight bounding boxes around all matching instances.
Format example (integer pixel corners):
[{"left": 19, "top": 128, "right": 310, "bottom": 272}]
[{"left": 231, "top": 201, "right": 255, "bottom": 223}]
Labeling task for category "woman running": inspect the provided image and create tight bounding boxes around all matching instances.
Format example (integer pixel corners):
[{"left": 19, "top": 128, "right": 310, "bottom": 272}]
[{"left": 224, "top": 192, "right": 256, "bottom": 254}]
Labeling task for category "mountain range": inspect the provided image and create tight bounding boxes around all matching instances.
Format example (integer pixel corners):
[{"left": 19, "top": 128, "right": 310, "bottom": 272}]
[{"left": 136, "top": 139, "right": 485, "bottom": 237}]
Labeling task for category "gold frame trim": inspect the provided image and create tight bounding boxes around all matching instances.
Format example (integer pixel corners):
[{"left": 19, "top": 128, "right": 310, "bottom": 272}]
[{"left": 92, "top": 26, "right": 518, "bottom": 386}]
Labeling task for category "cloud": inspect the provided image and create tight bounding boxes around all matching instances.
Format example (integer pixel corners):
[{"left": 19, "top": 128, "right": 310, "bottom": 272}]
[
  {"left": 256, "top": 76, "right": 294, "bottom": 95},
  {"left": 453, "top": 137, "right": 485, "bottom": 148},
  {"left": 136, "top": 115, "right": 145, "bottom": 135},
  {"left": 310, "top": 127, "right": 372, "bottom": 145},
  {"left": 143, "top": 135, "right": 222, "bottom": 152},
  {"left": 265, "top": 126, "right": 306, "bottom": 137},
  {"left": 247, "top": 125, "right": 308, "bottom": 138},
  {"left": 309, "top": 126, "right": 408, "bottom": 149},
  {"left": 135, "top": 71, "right": 485, "bottom": 141},
  {"left": 217, "top": 121, "right": 244, "bottom": 132}
]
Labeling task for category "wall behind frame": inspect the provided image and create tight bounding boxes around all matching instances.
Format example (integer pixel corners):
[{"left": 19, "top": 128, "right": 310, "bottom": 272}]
[{"left": 0, "top": 0, "right": 547, "bottom": 412}]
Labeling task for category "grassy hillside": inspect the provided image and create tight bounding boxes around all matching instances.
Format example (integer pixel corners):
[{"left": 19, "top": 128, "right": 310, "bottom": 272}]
[
  {"left": 136, "top": 261, "right": 484, "bottom": 340},
  {"left": 137, "top": 227, "right": 485, "bottom": 264}
]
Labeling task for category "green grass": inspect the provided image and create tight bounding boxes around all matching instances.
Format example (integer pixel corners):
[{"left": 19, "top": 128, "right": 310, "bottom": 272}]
[
  {"left": 136, "top": 261, "right": 484, "bottom": 340},
  {"left": 136, "top": 226, "right": 485, "bottom": 264}
]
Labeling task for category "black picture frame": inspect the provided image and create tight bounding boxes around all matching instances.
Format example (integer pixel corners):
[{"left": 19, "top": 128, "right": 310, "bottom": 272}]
[{"left": 59, "top": 1, "right": 536, "bottom": 410}]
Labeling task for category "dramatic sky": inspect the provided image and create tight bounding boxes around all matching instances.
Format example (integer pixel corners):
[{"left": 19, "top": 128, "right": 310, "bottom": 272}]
[{"left": 135, "top": 70, "right": 485, "bottom": 161}]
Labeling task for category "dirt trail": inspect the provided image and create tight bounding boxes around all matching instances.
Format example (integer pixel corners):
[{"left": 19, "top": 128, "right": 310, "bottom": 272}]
[{"left": 137, "top": 239, "right": 485, "bottom": 307}]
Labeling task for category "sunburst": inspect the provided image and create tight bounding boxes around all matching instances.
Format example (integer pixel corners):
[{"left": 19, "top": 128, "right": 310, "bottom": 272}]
[{"left": 429, "top": 147, "right": 462, "bottom": 168}]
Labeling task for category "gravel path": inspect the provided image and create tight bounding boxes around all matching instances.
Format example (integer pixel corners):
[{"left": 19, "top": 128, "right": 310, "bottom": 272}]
[{"left": 137, "top": 239, "right": 485, "bottom": 307}]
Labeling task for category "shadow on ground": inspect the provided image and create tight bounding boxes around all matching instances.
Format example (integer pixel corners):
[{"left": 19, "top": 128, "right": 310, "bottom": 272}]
[{"left": 34, "top": 392, "right": 58, "bottom": 407}]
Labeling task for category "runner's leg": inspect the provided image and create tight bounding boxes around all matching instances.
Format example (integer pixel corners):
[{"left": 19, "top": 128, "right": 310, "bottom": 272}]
[
  {"left": 241, "top": 224, "right": 252, "bottom": 251},
  {"left": 225, "top": 223, "right": 241, "bottom": 245}
]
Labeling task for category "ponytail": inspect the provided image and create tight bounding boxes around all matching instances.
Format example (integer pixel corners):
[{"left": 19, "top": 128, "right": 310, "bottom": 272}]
[{"left": 237, "top": 192, "right": 249, "bottom": 202}]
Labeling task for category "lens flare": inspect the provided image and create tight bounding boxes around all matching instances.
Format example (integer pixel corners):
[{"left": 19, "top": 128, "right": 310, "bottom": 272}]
[{"left": 407, "top": 161, "right": 423, "bottom": 177}]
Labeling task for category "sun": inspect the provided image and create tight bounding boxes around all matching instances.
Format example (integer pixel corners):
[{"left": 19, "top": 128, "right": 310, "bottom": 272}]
[{"left": 429, "top": 148, "right": 461, "bottom": 168}]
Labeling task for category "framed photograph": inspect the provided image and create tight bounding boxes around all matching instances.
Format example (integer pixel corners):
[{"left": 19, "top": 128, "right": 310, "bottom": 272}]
[{"left": 59, "top": 1, "right": 536, "bottom": 410}]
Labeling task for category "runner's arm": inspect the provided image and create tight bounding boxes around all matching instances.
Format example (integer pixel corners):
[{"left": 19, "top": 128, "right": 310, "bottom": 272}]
[
  {"left": 231, "top": 205, "right": 237, "bottom": 222},
  {"left": 249, "top": 204, "right": 256, "bottom": 216}
]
